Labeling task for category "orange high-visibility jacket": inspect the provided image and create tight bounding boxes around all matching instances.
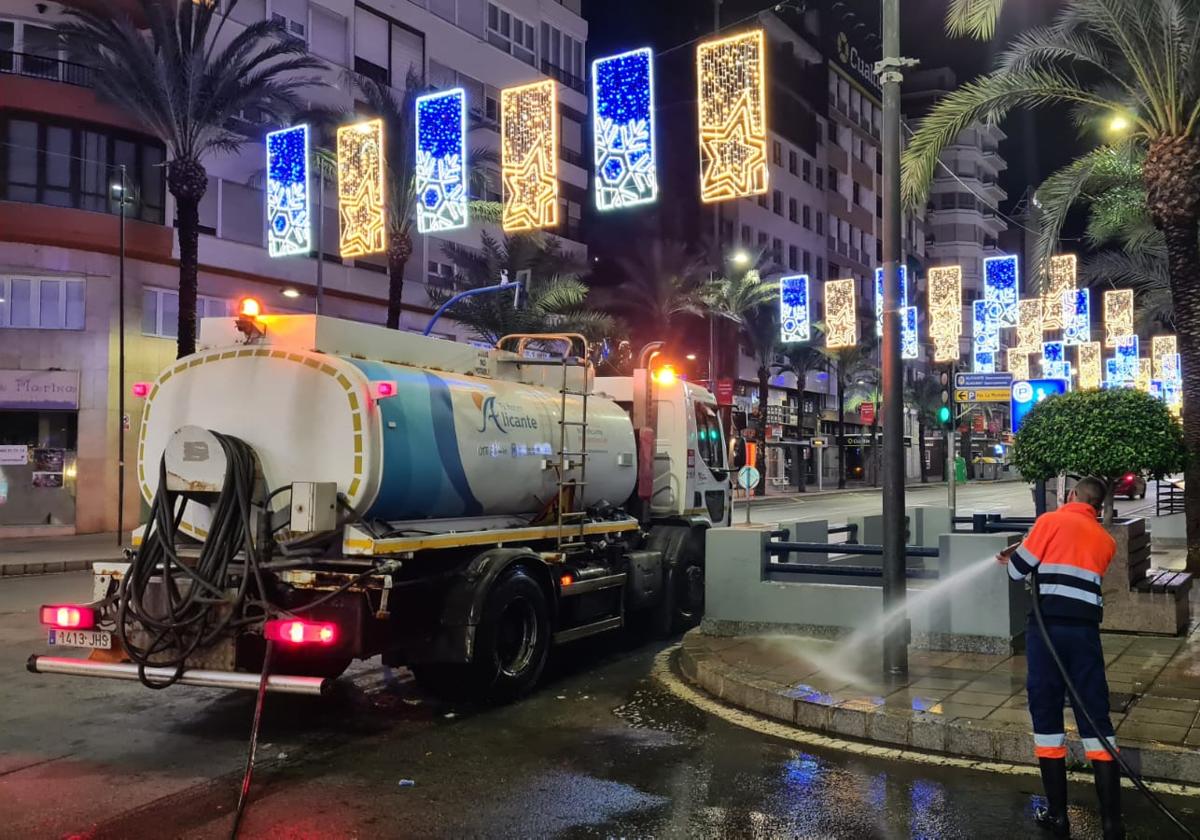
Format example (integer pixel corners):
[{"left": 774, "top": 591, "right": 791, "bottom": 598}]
[{"left": 1008, "top": 502, "right": 1117, "bottom": 623}]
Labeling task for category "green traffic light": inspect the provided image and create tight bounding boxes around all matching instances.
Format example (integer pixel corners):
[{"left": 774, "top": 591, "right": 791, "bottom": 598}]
[{"left": 937, "top": 406, "right": 952, "bottom": 423}]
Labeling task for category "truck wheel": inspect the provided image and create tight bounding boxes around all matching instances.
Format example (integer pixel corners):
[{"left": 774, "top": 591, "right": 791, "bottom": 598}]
[
  {"left": 470, "top": 566, "right": 550, "bottom": 703},
  {"left": 650, "top": 526, "right": 707, "bottom": 637}
]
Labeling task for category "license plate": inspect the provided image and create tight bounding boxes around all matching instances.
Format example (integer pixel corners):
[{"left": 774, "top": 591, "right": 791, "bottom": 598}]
[{"left": 48, "top": 629, "right": 112, "bottom": 649}]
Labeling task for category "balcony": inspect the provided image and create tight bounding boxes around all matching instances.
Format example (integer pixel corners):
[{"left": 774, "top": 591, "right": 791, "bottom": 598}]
[
  {"left": 541, "top": 60, "right": 586, "bottom": 96},
  {"left": 1, "top": 51, "right": 94, "bottom": 88},
  {"left": 560, "top": 146, "right": 586, "bottom": 169}
]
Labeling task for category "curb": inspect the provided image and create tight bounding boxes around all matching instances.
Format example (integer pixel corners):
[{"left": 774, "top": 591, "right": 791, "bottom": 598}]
[
  {"left": 678, "top": 629, "right": 1200, "bottom": 787},
  {"left": 0, "top": 559, "right": 96, "bottom": 577}
]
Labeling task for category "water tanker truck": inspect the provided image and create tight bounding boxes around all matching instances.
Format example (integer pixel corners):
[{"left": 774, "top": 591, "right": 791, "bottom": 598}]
[{"left": 28, "top": 313, "right": 731, "bottom": 702}]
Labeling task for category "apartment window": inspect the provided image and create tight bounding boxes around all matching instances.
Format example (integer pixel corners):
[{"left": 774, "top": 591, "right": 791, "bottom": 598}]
[
  {"left": 853, "top": 182, "right": 861, "bottom": 206},
  {"left": 815, "top": 167, "right": 823, "bottom": 190},
  {"left": 788, "top": 245, "right": 798, "bottom": 271},
  {"left": 802, "top": 158, "right": 812, "bottom": 183},
  {"left": 815, "top": 212, "right": 824, "bottom": 235},
  {"left": 816, "top": 257, "right": 824, "bottom": 282},
  {"left": 788, "top": 197, "right": 798, "bottom": 223},
  {"left": 772, "top": 189, "right": 782, "bottom": 215},
  {"left": 0, "top": 114, "right": 165, "bottom": 222},
  {"left": 772, "top": 140, "right": 782, "bottom": 166},
  {"left": 772, "top": 237, "right": 783, "bottom": 261},
  {"left": 0, "top": 276, "right": 85, "bottom": 329},
  {"left": 488, "top": 3, "right": 536, "bottom": 65},
  {"left": 541, "top": 22, "right": 585, "bottom": 84},
  {"left": 827, "top": 121, "right": 837, "bottom": 143},
  {"left": 828, "top": 167, "right": 838, "bottom": 192},
  {"left": 788, "top": 150, "right": 798, "bottom": 175},
  {"left": 741, "top": 225, "right": 752, "bottom": 245},
  {"left": 310, "top": 4, "right": 348, "bottom": 65},
  {"left": 270, "top": 0, "right": 308, "bottom": 41},
  {"left": 757, "top": 193, "right": 768, "bottom": 209},
  {"left": 757, "top": 232, "right": 768, "bottom": 248},
  {"left": 142, "top": 287, "right": 228, "bottom": 339},
  {"left": 803, "top": 250, "right": 812, "bottom": 273},
  {"left": 427, "top": 260, "right": 456, "bottom": 288},
  {"left": 802, "top": 205, "right": 811, "bottom": 229}
]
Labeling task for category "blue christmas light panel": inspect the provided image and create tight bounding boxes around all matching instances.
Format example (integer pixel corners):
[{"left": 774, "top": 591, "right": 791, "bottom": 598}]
[
  {"left": 983, "top": 255, "right": 1019, "bottom": 328},
  {"left": 901, "top": 306, "right": 918, "bottom": 359},
  {"left": 1113, "top": 335, "right": 1139, "bottom": 381},
  {"left": 1042, "top": 341, "right": 1069, "bottom": 380},
  {"left": 974, "top": 351, "right": 996, "bottom": 373},
  {"left": 874, "top": 266, "right": 908, "bottom": 337},
  {"left": 415, "top": 88, "right": 468, "bottom": 233},
  {"left": 266, "top": 124, "right": 310, "bottom": 257},
  {"left": 780, "top": 274, "right": 810, "bottom": 343},
  {"left": 973, "top": 300, "right": 999, "bottom": 353},
  {"left": 593, "top": 48, "right": 657, "bottom": 211},
  {"left": 1062, "top": 288, "right": 1091, "bottom": 345}
]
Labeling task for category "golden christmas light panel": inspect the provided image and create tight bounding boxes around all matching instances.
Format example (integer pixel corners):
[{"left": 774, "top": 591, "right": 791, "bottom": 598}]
[
  {"left": 927, "top": 265, "right": 963, "bottom": 362},
  {"left": 1007, "top": 349, "right": 1030, "bottom": 381},
  {"left": 1016, "top": 299, "right": 1042, "bottom": 353},
  {"left": 1077, "top": 342, "right": 1102, "bottom": 390},
  {"left": 337, "top": 119, "right": 387, "bottom": 258},
  {"left": 1153, "top": 335, "right": 1178, "bottom": 380},
  {"left": 501, "top": 80, "right": 559, "bottom": 231},
  {"left": 1104, "top": 289, "right": 1134, "bottom": 348},
  {"left": 1042, "top": 254, "right": 1076, "bottom": 331},
  {"left": 696, "top": 30, "right": 769, "bottom": 203},
  {"left": 824, "top": 279, "right": 857, "bottom": 349}
]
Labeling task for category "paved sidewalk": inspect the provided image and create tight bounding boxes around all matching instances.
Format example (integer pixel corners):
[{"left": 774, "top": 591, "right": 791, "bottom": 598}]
[
  {"left": 679, "top": 600, "right": 1200, "bottom": 785},
  {"left": 0, "top": 532, "right": 129, "bottom": 577}
]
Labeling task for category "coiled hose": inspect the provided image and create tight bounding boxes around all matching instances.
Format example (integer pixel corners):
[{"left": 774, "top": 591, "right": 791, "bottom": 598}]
[
  {"left": 1028, "top": 568, "right": 1196, "bottom": 839},
  {"left": 117, "top": 432, "right": 268, "bottom": 689}
]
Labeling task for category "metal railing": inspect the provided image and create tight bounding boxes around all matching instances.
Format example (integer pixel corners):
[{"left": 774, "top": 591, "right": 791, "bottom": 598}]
[
  {"left": 1157, "top": 480, "right": 1185, "bottom": 516},
  {"left": 765, "top": 540, "right": 940, "bottom": 580},
  {"left": 541, "top": 60, "right": 586, "bottom": 95},
  {"left": 0, "top": 51, "right": 94, "bottom": 87}
]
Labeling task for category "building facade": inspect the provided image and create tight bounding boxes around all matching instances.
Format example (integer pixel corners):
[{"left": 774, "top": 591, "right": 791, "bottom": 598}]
[{"left": 0, "top": 0, "right": 589, "bottom": 536}]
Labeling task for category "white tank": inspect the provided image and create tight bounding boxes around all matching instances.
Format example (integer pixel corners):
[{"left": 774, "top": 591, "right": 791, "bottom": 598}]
[{"left": 137, "top": 341, "right": 637, "bottom": 539}]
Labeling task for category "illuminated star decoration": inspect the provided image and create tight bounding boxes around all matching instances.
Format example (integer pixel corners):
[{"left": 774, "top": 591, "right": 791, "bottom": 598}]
[
  {"left": 1136, "top": 358, "right": 1153, "bottom": 392},
  {"left": 1042, "top": 254, "right": 1076, "bottom": 332},
  {"left": 697, "top": 29, "right": 768, "bottom": 202},
  {"left": 502, "top": 80, "right": 559, "bottom": 231},
  {"left": 780, "top": 275, "right": 810, "bottom": 343},
  {"left": 973, "top": 299, "right": 999, "bottom": 372},
  {"left": 1077, "top": 342, "right": 1102, "bottom": 390},
  {"left": 415, "top": 88, "right": 468, "bottom": 234},
  {"left": 927, "top": 265, "right": 962, "bottom": 362},
  {"left": 593, "top": 48, "right": 658, "bottom": 211},
  {"left": 875, "top": 266, "right": 908, "bottom": 338},
  {"left": 1042, "top": 341, "right": 1069, "bottom": 381},
  {"left": 901, "top": 307, "right": 919, "bottom": 360},
  {"left": 266, "top": 124, "right": 310, "bottom": 258},
  {"left": 1015, "top": 298, "right": 1042, "bottom": 354},
  {"left": 1062, "top": 288, "right": 1091, "bottom": 346},
  {"left": 337, "top": 119, "right": 387, "bottom": 258},
  {"left": 1008, "top": 349, "right": 1030, "bottom": 381},
  {"left": 1152, "top": 335, "right": 1178, "bottom": 380},
  {"left": 1104, "top": 289, "right": 1134, "bottom": 348},
  {"left": 824, "top": 278, "right": 857, "bottom": 348},
  {"left": 983, "top": 255, "right": 1019, "bottom": 328}
]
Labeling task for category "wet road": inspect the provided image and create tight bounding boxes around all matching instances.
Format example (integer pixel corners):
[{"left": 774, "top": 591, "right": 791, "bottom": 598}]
[{"left": 2, "top": 573, "right": 1196, "bottom": 839}]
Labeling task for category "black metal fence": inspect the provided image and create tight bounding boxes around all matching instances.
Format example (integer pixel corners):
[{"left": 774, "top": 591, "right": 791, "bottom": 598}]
[
  {"left": 0, "top": 52, "right": 94, "bottom": 88},
  {"left": 1157, "top": 480, "right": 1185, "bottom": 517}
]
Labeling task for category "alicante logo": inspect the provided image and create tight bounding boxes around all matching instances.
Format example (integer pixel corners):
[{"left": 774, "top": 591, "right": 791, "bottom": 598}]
[{"left": 472, "top": 391, "right": 539, "bottom": 434}]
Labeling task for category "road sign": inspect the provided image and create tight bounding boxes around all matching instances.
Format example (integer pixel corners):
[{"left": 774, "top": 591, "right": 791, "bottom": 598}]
[
  {"left": 858, "top": 401, "right": 875, "bottom": 423},
  {"left": 954, "top": 388, "right": 1011, "bottom": 403},
  {"left": 736, "top": 465, "right": 761, "bottom": 490},
  {"left": 955, "top": 372, "right": 1013, "bottom": 390},
  {"left": 715, "top": 378, "right": 734, "bottom": 406},
  {"left": 1011, "top": 378, "right": 1068, "bottom": 432}
]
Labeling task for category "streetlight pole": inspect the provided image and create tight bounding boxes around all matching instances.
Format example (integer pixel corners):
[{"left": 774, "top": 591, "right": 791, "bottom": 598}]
[
  {"left": 115, "top": 165, "right": 127, "bottom": 547},
  {"left": 708, "top": 0, "right": 722, "bottom": 392},
  {"left": 315, "top": 157, "right": 325, "bottom": 315},
  {"left": 878, "top": 0, "right": 915, "bottom": 680}
]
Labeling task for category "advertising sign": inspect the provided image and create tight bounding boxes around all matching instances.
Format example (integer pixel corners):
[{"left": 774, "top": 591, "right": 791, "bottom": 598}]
[{"left": 1011, "top": 378, "right": 1068, "bottom": 433}]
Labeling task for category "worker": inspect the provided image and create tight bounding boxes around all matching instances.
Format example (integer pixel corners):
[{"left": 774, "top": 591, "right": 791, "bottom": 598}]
[{"left": 997, "top": 477, "right": 1122, "bottom": 839}]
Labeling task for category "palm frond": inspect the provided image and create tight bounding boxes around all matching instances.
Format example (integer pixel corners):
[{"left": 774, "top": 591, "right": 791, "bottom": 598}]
[{"left": 945, "top": 0, "right": 1007, "bottom": 39}]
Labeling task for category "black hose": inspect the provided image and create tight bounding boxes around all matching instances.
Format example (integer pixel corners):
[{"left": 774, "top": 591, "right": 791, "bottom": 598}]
[{"left": 1028, "top": 568, "right": 1197, "bottom": 839}]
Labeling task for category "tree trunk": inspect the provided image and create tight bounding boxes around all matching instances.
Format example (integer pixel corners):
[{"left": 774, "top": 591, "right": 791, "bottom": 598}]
[
  {"left": 796, "top": 386, "right": 807, "bottom": 493},
  {"left": 1102, "top": 487, "right": 1115, "bottom": 526},
  {"left": 1145, "top": 135, "right": 1200, "bottom": 573},
  {"left": 167, "top": 159, "right": 208, "bottom": 359},
  {"left": 386, "top": 230, "right": 413, "bottom": 330},
  {"left": 755, "top": 365, "right": 769, "bottom": 497},
  {"left": 918, "top": 417, "right": 929, "bottom": 483},
  {"left": 837, "top": 369, "right": 846, "bottom": 490}
]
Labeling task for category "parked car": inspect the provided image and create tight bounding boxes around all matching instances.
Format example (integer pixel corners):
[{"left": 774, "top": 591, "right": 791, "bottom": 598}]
[{"left": 1113, "top": 472, "right": 1147, "bottom": 499}]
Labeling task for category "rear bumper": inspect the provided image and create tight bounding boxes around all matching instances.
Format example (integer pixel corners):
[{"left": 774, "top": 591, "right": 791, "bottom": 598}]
[{"left": 26, "top": 655, "right": 331, "bottom": 696}]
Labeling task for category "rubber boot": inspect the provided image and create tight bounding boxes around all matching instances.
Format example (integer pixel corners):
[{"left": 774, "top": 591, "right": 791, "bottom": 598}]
[
  {"left": 1034, "top": 757, "right": 1071, "bottom": 837},
  {"left": 1092, "top": 760, "right": 1125, "bottom": 840}
]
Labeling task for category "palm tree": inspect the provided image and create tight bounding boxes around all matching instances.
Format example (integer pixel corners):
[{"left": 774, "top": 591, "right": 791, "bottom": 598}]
[
  {"left": 777, "top": 344, "right": 827, "bottom": 492},
  {"left": 739, "top": 305, "right": 782, "bottom": 497},
  {"left": 61, "top": 1, "right": 324, "bottom": 358},
  {"left": 848, "top": 369, "right": 884, "bottom": 487},
  {"left": 350, "top": 72, "right": 500, "bottom": 330},
  {"left": 821, "top": 339, "right": 877, "bottom": 489},
  {"left": 906, "top": 375, "right": 944, "bottom": 483},
  {"left": 431, "top": 231, "right": 614, "bottom": 345},
  {"left": 903, "top": 0, "right": 1200, "bottom": 570},
  {"left": 702, "top": 256, "right": 779, "bottom": 380},
  {"left": 599, "top": 239, "right": 708, "bottom": 341},
  {"left": 945, "top": 0, "right": 1008, "bottom": 39}
]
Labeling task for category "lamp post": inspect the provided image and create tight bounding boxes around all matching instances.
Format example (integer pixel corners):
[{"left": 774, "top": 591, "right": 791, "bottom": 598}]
[{"left": 113, "top": 166, "right": 127, "bottom": 547}]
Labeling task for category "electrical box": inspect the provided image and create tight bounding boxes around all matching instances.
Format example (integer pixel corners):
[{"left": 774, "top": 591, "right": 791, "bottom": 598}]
[{"left": 290, "top": 482, "right": 338, "bottom": 533}]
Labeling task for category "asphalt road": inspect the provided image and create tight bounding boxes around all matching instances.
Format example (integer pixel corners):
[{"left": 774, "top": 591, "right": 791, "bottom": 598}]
[{"left": 2, "top": 572, "right": 1195, "bottom": 839}]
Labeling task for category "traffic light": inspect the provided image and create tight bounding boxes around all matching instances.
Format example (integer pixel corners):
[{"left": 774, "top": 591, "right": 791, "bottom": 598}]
[{"left": 938, "top": 371, "right": 953, "bottom": 428}]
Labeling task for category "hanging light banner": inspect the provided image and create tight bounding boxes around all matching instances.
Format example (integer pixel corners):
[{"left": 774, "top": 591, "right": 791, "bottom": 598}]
[
  {"left": 1015, "top": 299, "right": 1042, "bottom": 353},
  {"left": 874, "top": 266, "right": 908, "bottom": 337},
  {"left": 1042, "top": 254, "right": 1076, "bottom": 332},
  {"left": 1008, "top": 349, "right": 1030, "bottom": 381},
  {"left": 1152, "top": 335, "right": 1178, "bottom": 380},
  {"left": 502, "top": 79, "right": 559, "bottom": 231},
  {"left": 266, "top": 124, "right": 311, "bottom": 258},
  {"left": 780, "top": 274, "right": 810, "bottom": 343},
  {"left": 1062, "top": 288, "right": 1091, "bottom": 345},
  {"left": 1136, "top": 358, "right": 1153, "bottom": 392},
  {"left": 973, "top": 300, "right": 999, "bottom": 352},
  {"left": 1162, "top": 352, "right": 1182, "bottom": 384},
  {"left": 1077, "top": 342, "right": 1102, "bottom": 390},
  {"left": 1042, "top": 341, "right": 1069, "bottom": 380},
  {"left": 696, "top": 29, "right": 768, "bottom": 203},
  {"left": 593, "top": 47, "right": 657, "bottom": 211},
  {"left": 983, "top": 255, "right": 1019, "bottom": 328},
  {"left": 927, "top": 265, "right": 962, "bottom": 362},
  {"left": 415, "top": 88, "right": 468, "bottom": 234},
  {"left": 824, "top": 278, "right": 857, "bottom": 348},
  {"left": 974, "top": 351, "right": 996, "bottom": 373},
  {"left": 1104, "top": 289, "right": 1134, "bottom": 348},
  {"left": 901, "top": 306, "right": 919, "bottom": 360},
  {"left": 337, "top": 118, "right": 387, "bottom": 258},
  {"left": 1111, "top": 334, "right": 1139, "bottom": 381}
]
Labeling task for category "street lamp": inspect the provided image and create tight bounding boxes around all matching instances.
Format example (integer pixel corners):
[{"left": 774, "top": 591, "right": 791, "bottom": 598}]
[
  {"left": 731, "top": 249, "right": 750, "bottom": 266},
  {"left": 111, "top": 167, "right": 127, "bottom": 547},
  {"left": 1107, "top": 113, "right": 1131, "bottom": 134}
]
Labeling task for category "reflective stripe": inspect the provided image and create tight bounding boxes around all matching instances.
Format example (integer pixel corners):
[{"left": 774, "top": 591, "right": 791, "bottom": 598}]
[
  {"left": 1083, "top": 736, "right": 1117, "bottom": 754},
  {"left": 1038, "top": 583, "right": 1103, "bottom": 605},
  {"left": 1034, "top": 733, "right": 1066, "bottom": 748},
  {"left": 1012, "top": 545, "right": 1039, "bottom": 576},
  {"left": 1035, "top": 745, "right": 1068, "bottom": 759},
  {"left": 1038, "top": 562, "right": 1102, "bottom": 585},
  {"left": 1007, "top": 560, "right": 1025, "bottom": 582}
]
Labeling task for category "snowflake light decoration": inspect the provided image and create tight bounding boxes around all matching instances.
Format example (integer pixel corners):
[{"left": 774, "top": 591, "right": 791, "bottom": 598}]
[
  {"left": 266, "top": 124, "right": 310, "bottom": 258},
  {"left": 1042, "top": 341, "right": 1069, "bottom": 380},
  {"left": 984, "top": 255, "right": 1019, "bottom": 328},
  {"left": 1062, "top": 288, "right": 1091, "bottom": 345},
  {"left": 415, "top": 88, "right": 468, "bottom": 234},
  {"left": 901, "top": 306, "right": 919, "bottom": 360},
  {"left": 593, "top": 48, "right": 657, "bottom": 211},
  {"left": 874, "top": 265, "right": 908, "bottom": 338},
  {"left": 780, "top": 274, "right": 810, "bottom": 343}
]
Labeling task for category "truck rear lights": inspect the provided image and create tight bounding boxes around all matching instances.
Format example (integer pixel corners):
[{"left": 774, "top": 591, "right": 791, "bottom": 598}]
[
  {"left": 40, "top": 605, "right": 96, "bottom": 630},
  {"left": 264, "top": 619, "right": 337, "bottom": 646},
  {"left": 369, "top": 380, "right": 398, "bottom": 401}
]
